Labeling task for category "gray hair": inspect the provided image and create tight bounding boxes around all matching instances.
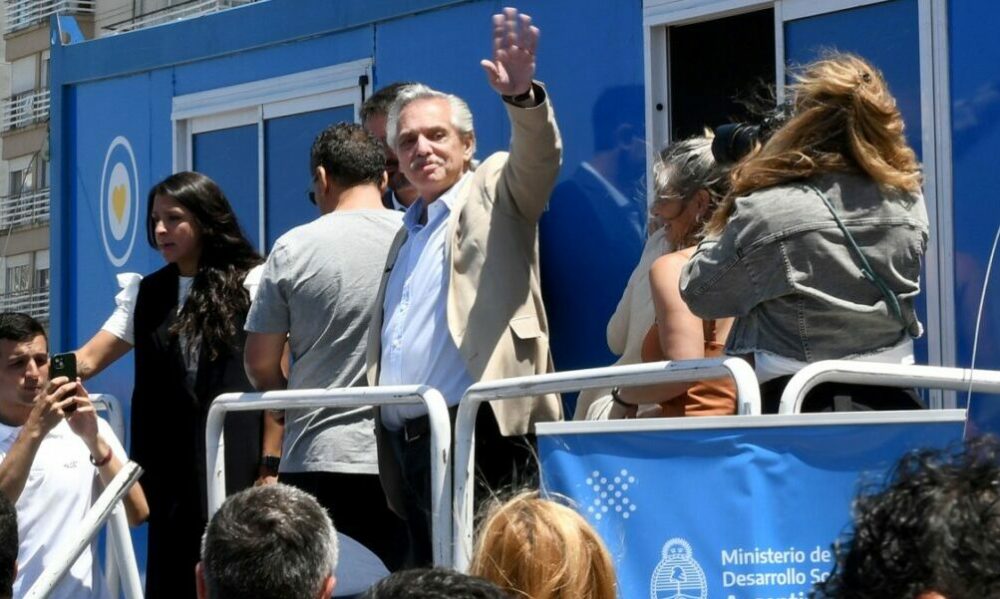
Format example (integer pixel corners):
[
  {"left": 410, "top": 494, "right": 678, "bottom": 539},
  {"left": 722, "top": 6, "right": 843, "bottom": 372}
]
[
  {"left": 652, "top": 133, "right": 729, "bottom": 209},
  {"left": 386, "top": 83, "right": 476, "bottom": 158},
  {"left": 201, "top": 484, "right": 338, "bottom": 599}
]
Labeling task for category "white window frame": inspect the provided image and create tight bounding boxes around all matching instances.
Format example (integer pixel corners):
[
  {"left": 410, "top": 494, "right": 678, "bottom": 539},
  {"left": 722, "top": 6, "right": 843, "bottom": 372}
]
[
  {"left": 171, "top": 59, "right": 373, "bottom": 251},
  {"left": 642, "top": 0, "right": 955, "bottom": 405}
]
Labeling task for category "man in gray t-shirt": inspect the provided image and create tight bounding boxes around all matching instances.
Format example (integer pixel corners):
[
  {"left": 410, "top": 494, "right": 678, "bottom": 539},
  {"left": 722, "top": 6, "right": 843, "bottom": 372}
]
[{"left": 244, "top": 123, "right": 404, "bottom": 569}]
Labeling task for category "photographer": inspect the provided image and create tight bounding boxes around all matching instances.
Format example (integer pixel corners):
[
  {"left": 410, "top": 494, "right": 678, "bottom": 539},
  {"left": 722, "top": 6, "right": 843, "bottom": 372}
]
[
  {"left": 680, "top": 54, "right": 928, "bottom": 413},
  {"left": 0, "top": 313, "right": 148, "bottom": 598}
]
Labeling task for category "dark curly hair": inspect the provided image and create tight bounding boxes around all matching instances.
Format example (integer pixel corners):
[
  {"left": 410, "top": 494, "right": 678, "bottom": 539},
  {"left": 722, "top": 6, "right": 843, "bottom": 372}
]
[
  {"left": 310, "top": 122, "right": 386, "bottom": 188},
  {"left": 146, "top": 171, "right": 261, "bottom": 360},
  {"left": 812, "top": 435, "right": 1000, "bottom": 599},
  {"left": 359, "top": 568, "right": 508, "bottom": 599}
]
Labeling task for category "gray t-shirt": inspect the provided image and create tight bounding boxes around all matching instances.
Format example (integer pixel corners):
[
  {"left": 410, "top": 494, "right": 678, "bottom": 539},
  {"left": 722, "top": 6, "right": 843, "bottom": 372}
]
[{"left": 245, "top": 209, "right": 402, "bottom": 474}]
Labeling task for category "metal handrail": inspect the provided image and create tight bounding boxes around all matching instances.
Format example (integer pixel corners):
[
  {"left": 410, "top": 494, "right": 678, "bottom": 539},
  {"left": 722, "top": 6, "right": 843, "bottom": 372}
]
[
  {"left": 452, "top": 357, "right": 761, "bottom": 570},
  {"left": 22, "top": 462, "right": 143, "bottom": 599},
  {"left": 103, "top": 0, "right": 258, "bottom": 33},
  {"left": 0, "top": 188, "right": 50, "bottom": 229},
  {"left": 206, "top": 385, "right": 453, "bottom": 566},
  {"left": 778, "top": 360, "right": 1000, "bottom": 414},
  {"left": 5, "top": 0, "right": 94, "bottom": 34},
  {"left": 1, "top": 89, "right": 50, "bottom": 132},
  {"left": 0, "top": 288, "right": 49, "bottom": 322}
]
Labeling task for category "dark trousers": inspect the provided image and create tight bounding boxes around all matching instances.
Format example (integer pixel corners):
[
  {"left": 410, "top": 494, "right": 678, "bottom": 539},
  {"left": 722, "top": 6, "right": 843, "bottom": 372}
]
[
  {"left": 385, "top": 405, "right": 537, "bottom": 567},
  {"left": 279, "top": 471, "right": 408, "bottom": 571},
  {"left": 760, "top": 376, "right": 925, "bottom": 414}
]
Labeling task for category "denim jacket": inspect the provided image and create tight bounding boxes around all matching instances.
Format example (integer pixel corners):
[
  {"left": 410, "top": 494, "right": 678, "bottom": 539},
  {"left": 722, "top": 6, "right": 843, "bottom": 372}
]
[{"left": 679, "top": 172, "right": 929, "bottom": 362}]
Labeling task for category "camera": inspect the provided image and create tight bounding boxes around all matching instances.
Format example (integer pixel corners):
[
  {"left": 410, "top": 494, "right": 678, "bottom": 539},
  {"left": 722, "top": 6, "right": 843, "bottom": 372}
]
[{"left": 711, "top": 106, "right": 789, "bottom": 166}]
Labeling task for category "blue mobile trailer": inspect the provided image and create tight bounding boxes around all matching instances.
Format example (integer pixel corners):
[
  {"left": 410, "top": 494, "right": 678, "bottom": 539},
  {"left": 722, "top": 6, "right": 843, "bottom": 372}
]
[
  {"left": 47, "top": 0, "right": 1000, "bottom": 584},
  {"left": 51, "top": 0, "right": 1000, "bottom": 415}
]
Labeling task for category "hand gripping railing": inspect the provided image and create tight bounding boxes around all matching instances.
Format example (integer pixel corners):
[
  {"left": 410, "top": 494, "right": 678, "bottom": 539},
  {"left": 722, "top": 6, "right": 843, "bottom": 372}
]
[
  {"left": 778, "top": 360, "right": 1000, "bottom": 414},
  {"left": 452, "top": 357, "right": 760, "bottom": 570},
  {"left": 206, "top": 385, "right": 453, "bottom": 566},
  {"left": 23, "top": 462, "right": 144, "bottom": 599}
]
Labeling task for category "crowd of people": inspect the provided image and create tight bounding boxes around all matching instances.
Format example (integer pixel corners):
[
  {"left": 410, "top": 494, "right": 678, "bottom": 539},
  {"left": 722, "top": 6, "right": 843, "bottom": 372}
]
[{"left": 0, "top": 3, "right": 990, "bottom": 599}]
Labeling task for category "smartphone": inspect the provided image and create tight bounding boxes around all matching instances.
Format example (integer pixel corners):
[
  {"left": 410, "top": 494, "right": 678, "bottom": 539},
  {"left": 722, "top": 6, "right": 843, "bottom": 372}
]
[{"left": 49, "top": 352, "right": 78, "bottom": 413}]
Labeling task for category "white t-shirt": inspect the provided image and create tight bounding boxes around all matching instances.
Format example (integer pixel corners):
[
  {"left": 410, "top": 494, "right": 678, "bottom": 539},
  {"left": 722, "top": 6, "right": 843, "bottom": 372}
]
[{"left": 0, "top": 418, "right": 127, "bottom": 599}]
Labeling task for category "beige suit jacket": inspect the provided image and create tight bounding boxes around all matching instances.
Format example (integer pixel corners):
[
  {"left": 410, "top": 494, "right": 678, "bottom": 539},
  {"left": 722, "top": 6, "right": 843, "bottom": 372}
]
[{"left": 366, "top": 85, "right": 564, "bottom": 512}]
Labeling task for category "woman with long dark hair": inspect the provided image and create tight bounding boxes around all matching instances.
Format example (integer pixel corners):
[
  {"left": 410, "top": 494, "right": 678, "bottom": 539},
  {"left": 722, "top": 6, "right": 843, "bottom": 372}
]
[
  {"left": 680, "top": 54, "right": 928, "bottom": 413},
  {"left": 76, "top": 171, "right": 263, "bottom": 598}
]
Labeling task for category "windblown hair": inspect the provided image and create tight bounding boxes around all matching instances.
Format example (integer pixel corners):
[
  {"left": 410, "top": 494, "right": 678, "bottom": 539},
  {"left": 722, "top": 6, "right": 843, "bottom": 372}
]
[
  {"left": 470, "top": 491, "right": 618, "bottom": 599},
  {"left": 811, "top": 436, "right": 1000, "bottom": 599},
  {"left": 385, "top": 83, "right": 476, "bottom": 158},
  {"left": 146, "top": 171, "right": 261, "bottom": 360},
  {"left": 652, "top": 132, "right": 730, "bottom": 247},
  {"left": 708, "top": 53, "right": 922, "bottom": 235}
]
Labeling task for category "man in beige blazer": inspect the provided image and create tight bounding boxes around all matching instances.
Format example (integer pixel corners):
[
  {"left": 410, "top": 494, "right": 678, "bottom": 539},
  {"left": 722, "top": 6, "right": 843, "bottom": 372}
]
[{"left": 365, "top": 7, "right": 563, "bottom": 564}]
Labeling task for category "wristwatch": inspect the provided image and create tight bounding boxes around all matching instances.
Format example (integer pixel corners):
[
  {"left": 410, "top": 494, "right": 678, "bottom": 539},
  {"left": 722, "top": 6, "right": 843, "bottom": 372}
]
[
  {"left": 502, "top": 88, "right": 535, "bottom": 106},
  {"left": 260, "top": 455, "right": 281, "bottom": 473}
]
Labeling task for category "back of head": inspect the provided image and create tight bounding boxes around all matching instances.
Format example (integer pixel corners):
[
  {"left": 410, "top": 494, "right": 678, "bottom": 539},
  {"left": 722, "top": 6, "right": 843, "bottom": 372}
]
[
  {"left": 0, "top": 312, "right": 45, "bottom": 345},
  {"left": 360, "top": 82, "right": 417, "bottom": 125},
  {"left": 0, "top": 492, "right": 17, "bottom": 598},
  {"left": 470, "top": 492, "right": 618, "bottom": 599},
  {"left": 714, "top": 53, "right": 922, "bottom": 233},
  {"left": 360, "top": 568, "right": 507, "bottom": 599},
  {"left": 812, "top": 436, "right": 1000, "bottom": 599},
  {"left": 201, "top": 484, "right": 338, "bottom": 599},
  {"left": 310, "top": 122, "right": 387, "bottom": 188},
  {"left": 652, "top": 133, "right": 730, "bottom": 244}
]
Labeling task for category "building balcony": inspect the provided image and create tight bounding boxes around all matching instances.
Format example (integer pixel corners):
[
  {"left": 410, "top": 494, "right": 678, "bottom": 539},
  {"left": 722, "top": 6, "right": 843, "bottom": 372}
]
[
  {"left": 2, "top": 89, "right": 50, "bottom": 133},
  {"left": 104, "top": 0, "right": 260, "bottom": 33},
  {"left": 5, "top": 0, "right": 95, "bottom": 35},
  {"left": 0, "top": 188, "right": 50, "bottom": 229},
  {"left": 0, "top": 287, "right": 49, "bottom": 321}
]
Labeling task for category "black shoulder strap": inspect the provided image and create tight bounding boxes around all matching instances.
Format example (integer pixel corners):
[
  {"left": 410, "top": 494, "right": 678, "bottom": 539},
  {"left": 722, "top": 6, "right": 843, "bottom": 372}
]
[{"left": 806, "top": 184, "right": 916, "bottom": 336}]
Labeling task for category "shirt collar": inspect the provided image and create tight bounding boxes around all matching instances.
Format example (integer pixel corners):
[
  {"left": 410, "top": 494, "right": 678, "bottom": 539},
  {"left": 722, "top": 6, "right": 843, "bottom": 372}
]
[{"left": 403, "top": 172, "right": 471, "bottom": 234}]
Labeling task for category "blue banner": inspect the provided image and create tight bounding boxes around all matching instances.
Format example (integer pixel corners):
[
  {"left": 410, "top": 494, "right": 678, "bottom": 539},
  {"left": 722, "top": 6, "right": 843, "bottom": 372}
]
[{"left": 538, "top": 414, "right": 965, "bottom": 599}]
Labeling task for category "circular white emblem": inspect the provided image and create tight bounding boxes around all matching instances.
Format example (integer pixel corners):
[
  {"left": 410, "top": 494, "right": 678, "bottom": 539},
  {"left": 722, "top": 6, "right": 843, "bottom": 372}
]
[{"left": 99, "top": 136, "right": 140, "bottom": 266}]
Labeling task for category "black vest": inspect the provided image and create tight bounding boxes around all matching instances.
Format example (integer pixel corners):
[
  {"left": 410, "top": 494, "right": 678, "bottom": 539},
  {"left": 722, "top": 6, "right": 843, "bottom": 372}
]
[{"left": 130, "top": 264, "right": 261, "bottom": 522}]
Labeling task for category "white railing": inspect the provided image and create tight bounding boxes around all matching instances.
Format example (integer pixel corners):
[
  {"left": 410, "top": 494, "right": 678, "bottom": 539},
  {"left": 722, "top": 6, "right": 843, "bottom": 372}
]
[
  {"left": 0, "top": 288, "right": 49, "bottom": 320},
  {"left": 206, "top": 385, "right": 454, "bottom": 567},
  {"left": 1, "top": 89, "right": 50, "bottom": 132},
  {"left": 779, "top": 360, "right": 1000, "bottom": 414},
  {"left": 89, "top": 394, "right": 128, "bottom": 599},
  {"left": 0, "top": 188, "right": 50, "bottom": 228},
  {"left": 452, "top": 357, "right": 761, "bottom": 570},
  {"left": 22, "top": 461, "right": 143, "bottom": 599},
  {"left": 5, "top": 0, "right": 94, "bottom": 34},
  {"left": 104, "top": 0, "right": 259, "bottom": 33}
]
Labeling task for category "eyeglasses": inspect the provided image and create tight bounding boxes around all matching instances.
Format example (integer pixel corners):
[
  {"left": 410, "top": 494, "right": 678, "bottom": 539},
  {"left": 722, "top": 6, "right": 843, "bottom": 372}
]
[{"left": 306, "top": 176, "right": 317, "bottom": 205}]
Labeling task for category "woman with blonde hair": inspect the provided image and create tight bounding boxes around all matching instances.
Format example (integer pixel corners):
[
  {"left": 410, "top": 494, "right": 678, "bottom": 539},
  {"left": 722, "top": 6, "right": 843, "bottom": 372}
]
[
  {"left": 470, "top": 492, "right": 618, "bottom": 599},
  {"left": 608, "top": 133, "right": 737, "bottom": 418},
  {"left": 681, "top": 53, "right": 929, "bottom": 413}
]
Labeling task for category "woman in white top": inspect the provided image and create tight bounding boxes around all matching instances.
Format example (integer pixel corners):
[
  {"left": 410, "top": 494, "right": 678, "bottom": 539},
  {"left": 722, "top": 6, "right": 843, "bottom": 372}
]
[{"left": 75, "top": 171, "right": 263, "bottom": 599}]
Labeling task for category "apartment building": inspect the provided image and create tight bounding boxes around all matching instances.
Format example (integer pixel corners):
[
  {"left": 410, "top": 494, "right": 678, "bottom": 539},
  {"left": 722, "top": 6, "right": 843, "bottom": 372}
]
[{"left": 0, "top": 0, "right": 257, "bottom": 325}]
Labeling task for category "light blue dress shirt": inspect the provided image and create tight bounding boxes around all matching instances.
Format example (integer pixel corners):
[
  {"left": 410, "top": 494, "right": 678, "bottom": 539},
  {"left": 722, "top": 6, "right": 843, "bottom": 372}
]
[{"left": 380, "top": 173, "right": 473, "bottom": 430}]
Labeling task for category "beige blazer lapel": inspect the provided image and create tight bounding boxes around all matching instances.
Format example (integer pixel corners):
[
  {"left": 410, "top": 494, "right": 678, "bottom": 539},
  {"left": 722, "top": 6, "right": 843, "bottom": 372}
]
[{"left": 366, "top": 225, "right": 410, "bottom": 387}]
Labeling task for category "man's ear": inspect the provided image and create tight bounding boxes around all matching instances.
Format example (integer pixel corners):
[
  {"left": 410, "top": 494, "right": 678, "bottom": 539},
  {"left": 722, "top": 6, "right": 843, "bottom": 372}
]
[
  {"left": 379, "top": 171, "right": 389, "bottom": 194},
  {"left": 316, "top": 575, "right": 336, "bottom": 599},
  {"left": 315, "top": 166, "right": 328, "bottom": 196},
  {"left": 196, "top": 562, "right": 208, "bottom": 599},
  {"left": 462, "top": 133, "right": 476, "bottom": 164}
]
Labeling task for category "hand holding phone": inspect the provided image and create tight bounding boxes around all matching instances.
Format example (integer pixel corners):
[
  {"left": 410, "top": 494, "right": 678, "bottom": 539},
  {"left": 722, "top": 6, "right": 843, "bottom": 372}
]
[{"left": 50, "top": 353, "right": 78, "bottom": 414}]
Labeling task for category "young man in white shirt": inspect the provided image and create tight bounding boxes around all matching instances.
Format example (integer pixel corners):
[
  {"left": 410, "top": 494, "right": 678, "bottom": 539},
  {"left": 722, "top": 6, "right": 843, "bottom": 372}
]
[{"left": 0, "top": 313, "right": 148, "bottom": 599}]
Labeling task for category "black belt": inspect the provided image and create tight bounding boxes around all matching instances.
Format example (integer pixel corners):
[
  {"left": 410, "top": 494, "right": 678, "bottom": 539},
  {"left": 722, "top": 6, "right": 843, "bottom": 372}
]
[{"left": 400, "top": 405, "right": 459, "bottom": 443}]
